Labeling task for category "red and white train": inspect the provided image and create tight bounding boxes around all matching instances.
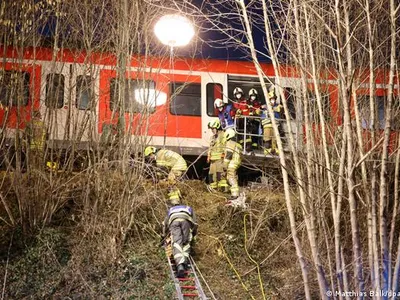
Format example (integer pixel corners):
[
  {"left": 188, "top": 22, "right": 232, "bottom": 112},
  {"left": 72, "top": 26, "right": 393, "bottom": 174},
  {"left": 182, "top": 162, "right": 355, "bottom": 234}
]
[{"left": 0, "top": 46, "right": 398, "bottom": 166}]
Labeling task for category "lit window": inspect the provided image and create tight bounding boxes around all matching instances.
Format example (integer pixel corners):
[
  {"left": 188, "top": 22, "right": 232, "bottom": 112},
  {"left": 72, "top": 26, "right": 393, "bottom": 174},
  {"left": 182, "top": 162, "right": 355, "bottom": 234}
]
[{"left": 110, "top": 78, "right": 156, "bottom": 113}]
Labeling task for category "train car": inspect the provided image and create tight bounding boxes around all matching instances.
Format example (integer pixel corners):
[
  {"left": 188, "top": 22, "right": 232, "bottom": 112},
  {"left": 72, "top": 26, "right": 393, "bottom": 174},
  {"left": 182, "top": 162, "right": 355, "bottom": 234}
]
[{"left": 0, "top": 46, "right": 397, "bottom": 170}]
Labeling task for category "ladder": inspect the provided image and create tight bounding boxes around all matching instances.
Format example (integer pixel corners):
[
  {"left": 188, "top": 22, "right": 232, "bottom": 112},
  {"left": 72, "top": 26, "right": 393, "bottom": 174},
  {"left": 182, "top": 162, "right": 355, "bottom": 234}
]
[{"left": 166, "top": 253, "right": 208, "bottom": 299}]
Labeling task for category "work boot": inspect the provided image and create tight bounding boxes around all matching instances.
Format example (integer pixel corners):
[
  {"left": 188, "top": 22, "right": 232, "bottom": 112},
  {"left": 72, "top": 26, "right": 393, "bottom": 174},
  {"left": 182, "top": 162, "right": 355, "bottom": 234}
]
[{"left": 177, "top": 264, "right": 185, "bottom": 278}]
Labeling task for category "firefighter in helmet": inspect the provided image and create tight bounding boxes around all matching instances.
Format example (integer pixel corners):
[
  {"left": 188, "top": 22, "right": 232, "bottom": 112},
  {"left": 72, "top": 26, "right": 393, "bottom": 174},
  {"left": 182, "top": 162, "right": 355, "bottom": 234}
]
[
  {"left": 214, "top": 98, "right": 235, "bottom": 130},
  {"left": 162, "top": 198, "right": 198, "bottom": 278},
  {"left": 232, "top": 87, "right": 252, "bottom": 152},
  {"left": 25, "top": 110, "right": 47, "bottom": 170},
  {"left": 223, "top": 128, "right": 242, "bottom": 200},
  {"left": 261, "top": 90, "right": 283, "bottom": 155},
  {"left": 247, "top": 88, "right": 262, "bottom": 150},
  {"left": 207, "top": 119, "right": 229, "bottom": 192},
  {"left": 144, "top": 146, "right": 187, "bottom": 202}
]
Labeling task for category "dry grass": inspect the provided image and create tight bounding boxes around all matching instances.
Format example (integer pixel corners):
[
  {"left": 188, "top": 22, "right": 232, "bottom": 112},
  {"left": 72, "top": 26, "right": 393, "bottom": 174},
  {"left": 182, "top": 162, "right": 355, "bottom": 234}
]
[{"left": 0, "top": 166, "right": 308, "bottom": 299}]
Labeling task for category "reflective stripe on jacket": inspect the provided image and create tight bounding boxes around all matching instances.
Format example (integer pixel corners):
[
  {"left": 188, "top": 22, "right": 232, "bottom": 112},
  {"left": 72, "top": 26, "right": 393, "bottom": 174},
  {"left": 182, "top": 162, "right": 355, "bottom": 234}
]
[
  {"left": 28, "top": 119, "right": 46, "bottom": 150},
  {"left": 208, "top": 131, "right": 225, "bottom": 161},
  {"left": 224, "top": 140, "right": 242, "bottom": 167},
  {"left": 167, "top": 205, "right": 194, "bottom": 225},
  {"left": 156, "top": 149, "right": 187, "bottom": 172}
]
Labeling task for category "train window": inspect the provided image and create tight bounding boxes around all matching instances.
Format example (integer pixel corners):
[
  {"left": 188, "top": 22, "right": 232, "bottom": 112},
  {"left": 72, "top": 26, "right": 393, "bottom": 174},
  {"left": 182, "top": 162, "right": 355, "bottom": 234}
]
[
  {"left": 285, "top": 88, "right": 297, "bottom": 119},
  {"left": 76, "top": 75, "right": 93, "bottom": 110},
  {"left": 45, "top": 73, "right": 64, "bottom": 109},
  {"left": 170, "top": 82, "right": 201, "bottom": 116},
  {"left": 358, "top": 95, "right": 393, "bottom": 130},
  {"left": 206, "top": 83, "right": 223, "bottom": 116},
  {"left": 110, "top": 78, "right": 156, "bottom": 113},
  {"left": 308, "top": 91, "right": 330, "bottom": 123},
  {"left": 0, "top": 70, "right": 30, "bottom": 107}
]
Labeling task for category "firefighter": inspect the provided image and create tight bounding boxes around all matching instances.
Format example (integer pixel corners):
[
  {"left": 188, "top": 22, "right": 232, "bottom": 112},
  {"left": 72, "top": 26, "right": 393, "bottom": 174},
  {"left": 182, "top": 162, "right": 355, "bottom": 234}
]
[
  {"left": 261, "top": 90, "right": 284, "bottom": 155},
  {"left": 162, "top": 198, "right": 198, "bottom": 278},
  {"left": 207, "top": 119, "right": 229, "bottom": 192},
  {"left": 223, "top": 128, "right": 242, "bottom": 200},
  {"left": 232, "top": 87, "right": 252, "bottom": 152},
  {"left": 214, "top": 98, "right": 235, "bottom": 130},
  {"left": 25, "top": 110, "right": 47, "bottom": 169},
  {"left": 248, "top": 88, "right": 262, "bottom": 150},
  {"left": 144, "top": 146, "right": 187, "bottom": 202}
]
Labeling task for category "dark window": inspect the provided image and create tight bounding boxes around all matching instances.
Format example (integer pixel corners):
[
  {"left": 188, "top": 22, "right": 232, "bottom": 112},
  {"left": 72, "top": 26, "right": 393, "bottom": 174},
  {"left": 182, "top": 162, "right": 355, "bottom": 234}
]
[
  {"left": 206, "top": 83, "right": 223, "bottom": 116},
  {"left": 170, "top": 82, "right": 201, "bottom": 116},
  {"left": 0, "top": 70, "right": 30, "bottom": 107},
  {"left": 358, "top": 95, "right": 393, "bottom": 130},
  {"left": 45, "top": 73, "right": 64, "bottom": 109},
  {"left": 110, "top": 78, "right": 156, "bottom": 113},
  {"left": 308, "top": 91, "right": 330, "bottom": 123},
  {"left": 76, "top": 75, "right": 93, "bottom": 110},
  {"left": 285, "top": 88, "right": 297, "bottom": 119}
]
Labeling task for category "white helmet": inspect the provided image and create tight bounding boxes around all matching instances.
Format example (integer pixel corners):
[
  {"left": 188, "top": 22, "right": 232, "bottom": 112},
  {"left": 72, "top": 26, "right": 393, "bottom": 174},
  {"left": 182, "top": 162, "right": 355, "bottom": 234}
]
[
  {"left": 214, "top": 98, "right": 224, "bottom": 109},
  {"left": 233, "top": 87, "right": 244, "bottom": 97}
]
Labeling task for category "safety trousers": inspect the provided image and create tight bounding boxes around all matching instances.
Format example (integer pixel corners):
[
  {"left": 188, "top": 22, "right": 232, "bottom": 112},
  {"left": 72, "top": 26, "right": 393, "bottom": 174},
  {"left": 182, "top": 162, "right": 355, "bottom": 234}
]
[
  {"left": 227, "top": 162, "right": 240, "bottom": 198},
  {"left": 170, "top": 219, "right": 193, "bottom": 266},
  {"left": 209, "top": 159, "right": 228, "bottom": 191},
  {"left": 263, "top": 125, "right": 277, "bottom": 153}
]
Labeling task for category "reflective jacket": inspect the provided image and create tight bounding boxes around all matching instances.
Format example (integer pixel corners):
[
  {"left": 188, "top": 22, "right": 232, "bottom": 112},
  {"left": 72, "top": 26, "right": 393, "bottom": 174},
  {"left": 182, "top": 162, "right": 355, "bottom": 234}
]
[
  {"left": 26, "top": 119, "right": 47, "bottom": 150},
  {"left": 224, "top": 139, "right": 242, "bottom": 168},
  {"left": 156, "top": 149, "right": 187, "bottom": 172},
  {"left": 163, "top": 205, "right": 198, "bottom": 236},
  {"left": 261, "top": 103, "right": 283, "bottom": 127},
  {"left": 208, "top": 131, "right": 226, "bottom": 161}
]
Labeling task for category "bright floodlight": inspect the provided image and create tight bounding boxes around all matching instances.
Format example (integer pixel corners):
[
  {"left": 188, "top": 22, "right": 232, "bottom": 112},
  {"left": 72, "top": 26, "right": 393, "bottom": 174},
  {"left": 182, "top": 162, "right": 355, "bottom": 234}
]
[
  {"left": 135, "top": 88, "right": 167, "bottom": 107},
  {"left": 154, "top": 14, "right": 194, "bottom": 47}
]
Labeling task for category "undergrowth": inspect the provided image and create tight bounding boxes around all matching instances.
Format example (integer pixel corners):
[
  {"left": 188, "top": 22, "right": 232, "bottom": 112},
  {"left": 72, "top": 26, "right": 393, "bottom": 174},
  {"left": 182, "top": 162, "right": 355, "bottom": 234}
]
[{"left": 0, "top": 167, "right": 306, "bottom": 299}]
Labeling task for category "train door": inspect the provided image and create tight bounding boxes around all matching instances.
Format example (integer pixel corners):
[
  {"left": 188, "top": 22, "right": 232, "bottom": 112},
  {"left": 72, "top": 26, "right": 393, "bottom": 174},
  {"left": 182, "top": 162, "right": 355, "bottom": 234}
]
[
  {"left": 201, "top": 72, "right": 227, "bottom": 147},
  {"left": 69, "top": 64, "right": 99, "bottom": 147},
  {"left": 41, "top": 61, "right": 70, "bottom": 148}
]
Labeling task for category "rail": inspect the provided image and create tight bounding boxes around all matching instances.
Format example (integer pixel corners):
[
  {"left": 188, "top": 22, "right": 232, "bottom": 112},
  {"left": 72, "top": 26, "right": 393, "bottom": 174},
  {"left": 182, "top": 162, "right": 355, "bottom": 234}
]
[
  {"left": 165, "top": 244, "right": 208, "bottom": 299},
  {"left": 232, "top": 115, "right": 289, "bottom": 155}
]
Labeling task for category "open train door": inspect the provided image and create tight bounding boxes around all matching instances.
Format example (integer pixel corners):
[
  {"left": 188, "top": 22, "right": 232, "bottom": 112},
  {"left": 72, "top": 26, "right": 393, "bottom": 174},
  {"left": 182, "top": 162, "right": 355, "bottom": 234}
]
[{"left": 201, "top": 72, "right": 227, "bottom": 150}]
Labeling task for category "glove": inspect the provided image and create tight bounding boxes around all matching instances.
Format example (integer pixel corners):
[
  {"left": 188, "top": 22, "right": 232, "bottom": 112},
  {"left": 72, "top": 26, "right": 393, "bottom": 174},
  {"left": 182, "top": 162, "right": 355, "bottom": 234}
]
[
  {"left": 255, "top": 108, "right": 261, "bottom": 115},
  {"left": 236, "top": 109, "right": 242, "bottom": 116}
]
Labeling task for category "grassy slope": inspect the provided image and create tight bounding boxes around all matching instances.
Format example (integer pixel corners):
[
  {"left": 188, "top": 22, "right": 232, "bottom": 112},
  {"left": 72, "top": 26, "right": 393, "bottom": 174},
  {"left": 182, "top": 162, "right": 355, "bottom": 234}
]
[{"left": 0, "top": 175, "right": 306, "bottom": 299}]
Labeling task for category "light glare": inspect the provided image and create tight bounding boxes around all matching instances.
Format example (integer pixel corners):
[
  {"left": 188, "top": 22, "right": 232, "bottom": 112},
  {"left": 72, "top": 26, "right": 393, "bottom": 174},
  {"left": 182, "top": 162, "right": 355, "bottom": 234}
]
[
  {"left": 134, "top": 88, "right": 167, "bottom": 108},
  {"left": 154, "top": 14, "right": 194, "bottom": 47}
]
